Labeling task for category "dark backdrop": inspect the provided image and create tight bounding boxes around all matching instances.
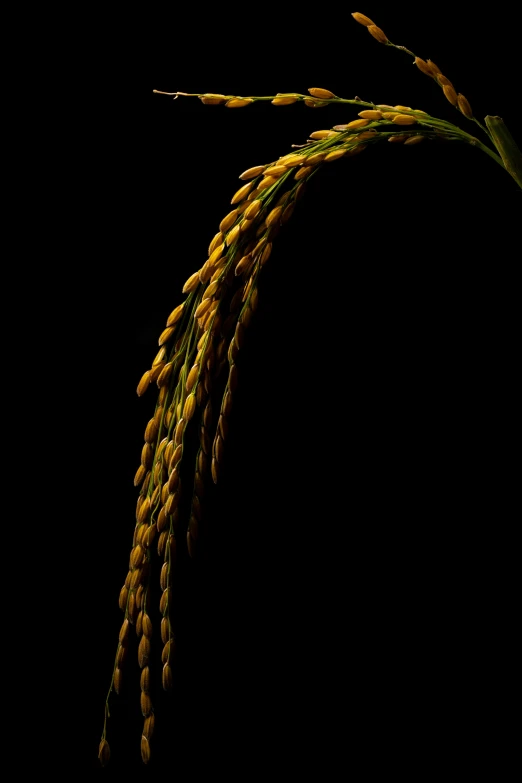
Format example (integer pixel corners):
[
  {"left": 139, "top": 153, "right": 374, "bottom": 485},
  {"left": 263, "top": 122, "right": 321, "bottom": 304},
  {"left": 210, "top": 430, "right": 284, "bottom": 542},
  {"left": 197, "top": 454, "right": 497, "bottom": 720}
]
[{"left": 59, "top": 7, "right": 519, "bottom": 775}]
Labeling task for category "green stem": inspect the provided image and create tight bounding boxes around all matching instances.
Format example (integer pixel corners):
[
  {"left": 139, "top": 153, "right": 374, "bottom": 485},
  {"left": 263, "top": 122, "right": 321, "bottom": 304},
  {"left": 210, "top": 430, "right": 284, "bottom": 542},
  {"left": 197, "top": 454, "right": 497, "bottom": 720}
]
[{"left": 485, "top": 116, "right": 522, "bottom": 190}]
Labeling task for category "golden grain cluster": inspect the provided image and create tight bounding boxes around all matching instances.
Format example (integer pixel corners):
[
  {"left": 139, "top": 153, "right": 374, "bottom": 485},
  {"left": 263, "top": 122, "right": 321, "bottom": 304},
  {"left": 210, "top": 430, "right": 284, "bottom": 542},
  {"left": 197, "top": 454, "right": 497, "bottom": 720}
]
[{"left": 100, "top": 10, "right": 520, "bottom": 768}]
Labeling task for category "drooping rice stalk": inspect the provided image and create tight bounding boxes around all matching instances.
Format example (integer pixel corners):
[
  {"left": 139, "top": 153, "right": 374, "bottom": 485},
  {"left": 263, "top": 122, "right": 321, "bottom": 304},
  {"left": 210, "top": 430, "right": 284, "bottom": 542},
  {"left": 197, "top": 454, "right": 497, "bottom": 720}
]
[{"left": 98, "top": 10, "right": 520, "bottom": 768}]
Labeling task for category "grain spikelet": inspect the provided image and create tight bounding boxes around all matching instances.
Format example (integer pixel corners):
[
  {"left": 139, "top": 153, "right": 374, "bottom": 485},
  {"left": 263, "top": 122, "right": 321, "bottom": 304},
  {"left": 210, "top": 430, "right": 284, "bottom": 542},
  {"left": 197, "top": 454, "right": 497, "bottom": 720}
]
[
  {"left": 161, "top": 616, "right": 170, "bottom": 644},
  {"left": 239, "top": 165, "right": 266, "bottom": 180},
  {"left": 158, "top": 326, "right": 175, "bottom": 346},
  {"left": 208, "top": 231, "right": 223, "bottom": 255},
  {"left": 134, "top": 464, "right": 146, "bottom": 487},
  {"left": 140, "top": 666, "right": 150, "bottom": 693},
  {"left": 200, "top": 93, "right": 227, "bottom": 104},
  {"left": 130, "top": 545, "right": 145, "bottom": 569},
  {"left": 141, "top": 613, "right": 152, "bottom": 639},
  {"left": 166, "top": 302, "right": 184, "bottom": 326},
  {"left": 226, "top": 98, "right": 253, "bottom": 108},
  {"left": 144, "top": 418, "right": 158, "bottom": 444},
  {"left": 169, "top": 444, "right": 183, "bottom": 470},
  {"left": 220, "top": 208, "right": 239, "bottom": 232},
  {"left": 182, "top": 271, "right": 201, "bottom": 294},
  {"left": 427, "top": 59, "right": 442, "bottom": 75},
  {"left": 141, "top": 442, "right": 153, "bottom": 469},
  {"left": 158, "top": 530, "right": 168, "bottom": 557},
  {"left": 358, "top": 109, "right": 382, "bottom": 119},
  {"left": 443, "top": 84, "right": 458, "bottom": 106},
  {"left": 140, "top": 691, "right": 152, "bottom": 717},
  {"left": 141, "top": 734, "right": 151, "bottom": 764},
  {"left": 457, "top": 93, "right": 473, "bottom": 119},
  {"left": 98, "top": 739, "right": 110, "bottom": 767},
  {"left": 351, "top": 12, "right": 375, "bottom": 26},
  {"left": 116, "top": 642, "right": 127, "bottom": 666},
  {"left": 160, "top": 587, "right": 172, "bottom": 615},
  {"left": 162, "top": 663, "right": 174, "bottom": 690},
  {"left": 258, "top": 175, "right": 278, "bottom": 191},
  {"left": 137, "top": 497, "right": 151, "bottom": 525},
  {"left": 294, "top": 165, "right": 312, "bottom": 180},
  {"left": 393, "top": 114, "right": 417, "bottom": 125},
  {"left": 244, "top": 200, "right": 263, "bottom": 220},
  {"left": 186, "top": 364, "right": 199, "bottom": 392},
  {"left": 368, "top": 25, "right": 388, "bottom": 44},
  {"left": 143, "top": 523, "right": 157, "bottom": 547},
  {"left": 346, "top": 118, "right": 370, "bottom": 129},
  {"left": 138, "top": 635, "right": 151, "bottom": 668},
  {"left": 226, "top": 223, "right": 241, "bottom": 246},
  {"left": 183, "top": 393, "right": 197, "bottom": 421},
  {"left": 119, "top": 585, "right": 129, "bottom": 611},
  {"left": 157, "top": 505, "right": 168, "bottom": 532},
  {"left": 308, "top": 87, "right": 336, "bottom": 99},
  {"left": 278, "top": 153, "right": 304, "bottom": 166},
  {"left": 113, "top": 666, "right": 123, "bottom": 694},
  {"left": 415, "top": 57, "right": 435, "bottom": 77},
  {"left": 137, "top": 371, "right": 151, "bottom": 397},
  {"left": 143, "top": 714, "right": 155, "bottom": 740},
  {"left": 263, "top": 164, "right": 288, "bottom": 177},
  {"left": 167, "top": 468, "right": 180, "bottom": 493},
  {"left": 119, "top": 618, "right": 130, "bottom": 645},
  {"left": 272, "top": 95, "right": 298, "bottom": 105},
  {"left": 231, "top": 182, "right": 254, "bottom": 205}
]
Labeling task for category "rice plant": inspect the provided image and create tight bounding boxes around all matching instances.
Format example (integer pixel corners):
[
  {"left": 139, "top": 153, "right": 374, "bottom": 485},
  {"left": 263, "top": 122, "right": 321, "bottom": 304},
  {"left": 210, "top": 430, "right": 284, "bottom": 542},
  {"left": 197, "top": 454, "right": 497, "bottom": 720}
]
[{"left": 98, "top": 11, "right": 520, "bottom": 767}]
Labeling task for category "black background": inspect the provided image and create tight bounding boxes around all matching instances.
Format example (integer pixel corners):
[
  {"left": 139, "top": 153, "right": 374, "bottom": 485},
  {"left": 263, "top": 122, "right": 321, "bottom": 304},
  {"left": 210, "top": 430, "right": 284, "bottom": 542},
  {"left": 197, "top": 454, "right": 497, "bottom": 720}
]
[{"left": 53, "top": 6, "right": 519, "bottom": 775}]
